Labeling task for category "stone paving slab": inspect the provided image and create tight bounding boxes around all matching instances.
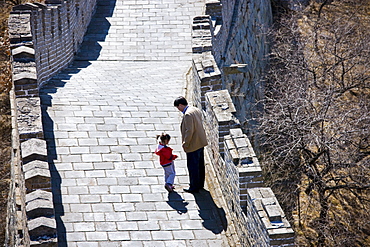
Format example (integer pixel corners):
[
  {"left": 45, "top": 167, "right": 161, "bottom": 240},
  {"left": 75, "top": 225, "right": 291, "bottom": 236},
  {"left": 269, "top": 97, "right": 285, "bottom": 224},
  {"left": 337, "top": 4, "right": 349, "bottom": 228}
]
[
  {"left": 40, "top": 0, "right": 229, "bottom": 245},
  {"left": 41, "top": 61, "right": 227, "bottom": 246},
  {"left": 76, "top": 0, "right": 205, "bottom": 61}
]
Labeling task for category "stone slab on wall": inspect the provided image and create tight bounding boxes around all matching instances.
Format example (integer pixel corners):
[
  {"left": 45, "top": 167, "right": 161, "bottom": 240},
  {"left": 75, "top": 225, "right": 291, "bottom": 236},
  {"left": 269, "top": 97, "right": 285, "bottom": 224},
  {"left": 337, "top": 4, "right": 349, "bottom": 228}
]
[
  {"left": 192, "top": 15, "right": 222, "bottom": 109},
  {"left": 203, "top": 88, "right": 295, "bottom": 246},
  {"left": 191, "top": 2, "right": 295, "bottom": 244},
  {"left": 204, "top": 90, "right": 269, "bottom": 246},
  {"left": 205, "top": 89, "right": 240, "bottom": 156},
  {"left": 248, "top": 188, "right": 295, "bottom": 246},
  {"left": 224, "top": 128, "right": 264, "bottom": 208},
  {"left": 16, "top": 97, "right": 43, "bottom": 141}
]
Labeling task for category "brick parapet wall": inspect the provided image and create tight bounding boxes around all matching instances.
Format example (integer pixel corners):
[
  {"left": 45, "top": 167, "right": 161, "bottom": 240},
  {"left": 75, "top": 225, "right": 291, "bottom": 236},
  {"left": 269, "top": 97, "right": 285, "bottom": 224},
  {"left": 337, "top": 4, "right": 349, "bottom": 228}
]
[
  {"left": 6, "top": 1, "right": 97, "bottom": 245},
  {"left": 191, "top": 1, "right": 295, "bottom": 246},
  {"left": 201, "top": 89, "right": 295, "bottom": 246},
  {"left": 5, "top": 89, "right": 31, "bottom": 247}
]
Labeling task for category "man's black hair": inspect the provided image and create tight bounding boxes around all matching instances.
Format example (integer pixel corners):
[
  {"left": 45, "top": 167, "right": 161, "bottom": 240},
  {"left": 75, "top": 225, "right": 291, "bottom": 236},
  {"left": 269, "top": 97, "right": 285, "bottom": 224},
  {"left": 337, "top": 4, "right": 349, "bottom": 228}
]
[{"left": 174, "top": 96, "right": 188, "bottom": 106}]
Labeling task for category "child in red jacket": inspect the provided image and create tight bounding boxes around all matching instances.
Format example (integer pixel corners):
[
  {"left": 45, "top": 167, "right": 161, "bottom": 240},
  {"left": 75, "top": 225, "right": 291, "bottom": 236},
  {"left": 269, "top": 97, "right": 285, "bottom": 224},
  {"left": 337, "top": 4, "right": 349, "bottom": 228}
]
[{"left": 155, "top": 133, "right": 178, "bottom": 192}]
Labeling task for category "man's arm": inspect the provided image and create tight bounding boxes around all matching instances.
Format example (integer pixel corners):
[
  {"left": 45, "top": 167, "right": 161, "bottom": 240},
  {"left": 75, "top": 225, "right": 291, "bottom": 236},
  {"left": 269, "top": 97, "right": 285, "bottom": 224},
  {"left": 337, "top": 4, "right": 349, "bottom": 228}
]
[{"left": 182, "top": 113, "right": 194, "bottom": 150}]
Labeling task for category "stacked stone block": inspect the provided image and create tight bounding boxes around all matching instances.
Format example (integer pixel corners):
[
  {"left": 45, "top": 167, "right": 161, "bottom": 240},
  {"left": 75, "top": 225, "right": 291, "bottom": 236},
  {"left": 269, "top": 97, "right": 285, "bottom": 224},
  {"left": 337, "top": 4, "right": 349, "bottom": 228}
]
[
  {"left": 203, "top": 90, "right": 270, "bottom": 246},
  {"left": 192, "top": 15, "right": 222, "bottom": 109},
  {"left": 6, "top": 0, "right": 97, "bottom": 245},
  {"left": 191, "top": 1, "right": 295, "bottom": 245},
  {"left": 205, "top": 90, "right": 240, "bottom": 157},
  {"left": 8, "top": 11, "right": 37, "bottom": 98},
  {"left": 224, "top": 128, "right": 264, "bottom": 207},
  {"left": 192, "top": 15, "right": 213, "bottom": 54},
  {"left": 20, "top": 138, "right": 57, "bottom": 246},
  {"left": 202, "top": 88, "right": 295, "bottom": 246},
  {"left": 248, "top": 188, "right": 295, "bottom": 246}
]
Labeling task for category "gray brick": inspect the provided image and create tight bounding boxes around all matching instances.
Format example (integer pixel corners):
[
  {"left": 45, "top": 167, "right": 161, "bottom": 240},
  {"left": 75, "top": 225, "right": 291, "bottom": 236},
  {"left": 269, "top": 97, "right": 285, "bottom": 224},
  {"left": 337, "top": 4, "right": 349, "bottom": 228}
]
[
  {"left": 126, "top": 212, "right": 148, "bottom": 221},
  {"left": 159, "top": 220, "right": 182, "bottom": 230},
  {"left": 94, "top": 162, "right": 115, "bottom": 170},
  {"left": 151, "top": 231, "right": 173, "bottom": 240},
  {"left": 146, "top": 211, "right": 168, "bottom": 220},
  {"left": 85, "top": 231, "right": 108, "bottom": 241},
  {"left": 79, "top": 195, "right": 101, "bottom": 203},
  {"left": 97, "top": 177, "right": 117, "bottom": 185},
  {"left": 91, "top": 203, "right": 114, "bottom": 213},
  {"left": 73, "top": 222, "right": 95, "bottom": 231},
  {"left": 82, "top": 154, "right": 102, "bottom": 162},
  {"left": 172, "top": 230, "right": 194, "bottom": 240},
  {"left": 66, "top": 232, "right": 86, "bottom": 242},
  {"left": 101, "top": 194, "right": 122, "bottom": 203},
  {"left": 163, "top": 241, "right": 186, "bottom": 247},
  {"left": 89, "top": 186, "right": 109, "bottom": 194},
  {"left": 102, "top": 153, "right": 122, "bottom": 161},
  {"left": 130, "top": 231, "right": 152, "bottom": 240},
  {"left": 108, "top": 231, "right": 130, "bottom": 241},
  {"left": 95, "top": 222, "right": 117, "bottom": 231},
  {"left": 73, "top": 162, "right": 94, "bottom": 170},
  {"left": 69, "top": 204, "right": 91, "bottom": 213},
  {"left": 68, "top": 186, "right": 89, "bottom": 195}
]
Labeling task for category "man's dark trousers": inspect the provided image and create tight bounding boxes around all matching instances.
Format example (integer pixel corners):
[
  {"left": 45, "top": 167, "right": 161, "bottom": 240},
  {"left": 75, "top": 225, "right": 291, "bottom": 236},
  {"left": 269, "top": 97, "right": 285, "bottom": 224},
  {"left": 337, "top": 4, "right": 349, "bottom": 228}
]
[{"left": 186, "top": 147, "right": 205, "bottom": 191}]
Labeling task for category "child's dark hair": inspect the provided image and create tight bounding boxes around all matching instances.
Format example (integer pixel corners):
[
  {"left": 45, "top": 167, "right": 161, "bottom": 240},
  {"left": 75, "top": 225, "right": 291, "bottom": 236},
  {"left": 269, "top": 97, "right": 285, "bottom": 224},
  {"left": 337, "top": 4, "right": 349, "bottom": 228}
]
[{"left": 157, "top": 133, "right": 171, "bottom": 143}]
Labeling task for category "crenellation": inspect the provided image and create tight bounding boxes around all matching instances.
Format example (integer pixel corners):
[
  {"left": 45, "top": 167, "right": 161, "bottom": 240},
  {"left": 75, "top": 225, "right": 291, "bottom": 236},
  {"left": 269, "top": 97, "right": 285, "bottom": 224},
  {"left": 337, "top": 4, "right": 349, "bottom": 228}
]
[
  {"left": 6, "top": 1, "right": 97, "bottom": 245},
  {"left": 190, "top": 1, "right": 295, "bottom": 245}
]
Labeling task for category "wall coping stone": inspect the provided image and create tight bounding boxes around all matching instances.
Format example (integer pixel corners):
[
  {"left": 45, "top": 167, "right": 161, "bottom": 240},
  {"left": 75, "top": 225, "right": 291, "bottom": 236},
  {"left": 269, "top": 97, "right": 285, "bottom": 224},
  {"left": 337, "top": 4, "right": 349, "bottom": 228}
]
[
  {"left": 13, "top": 72, "right": 37, "bottom": 83},
  {"left": 23, "top": 160, "right": 49, "bottom": 173},
  {"left": 26, "top": 190, "right": 53, "bottom": 203},
  {"left": 28, "top": 216, "right": 57, "bottom": 240},
  {"left": 16, "top": 97, "right": 43, "bottom": 140},
  {"left": 206, "top": 89, "right": 238, "bottom": 122},
  {"left": 12, "top": 46, "right": 35, "bottom": 61},
  {"left": 26, "top": 198, "right": 54, "bottom": 219},
  {"left": 248, "top": 188, "right": 295, "bottom": 245},
  {"left": 20, "top": 138, "right": 47, "bottom": 162}
]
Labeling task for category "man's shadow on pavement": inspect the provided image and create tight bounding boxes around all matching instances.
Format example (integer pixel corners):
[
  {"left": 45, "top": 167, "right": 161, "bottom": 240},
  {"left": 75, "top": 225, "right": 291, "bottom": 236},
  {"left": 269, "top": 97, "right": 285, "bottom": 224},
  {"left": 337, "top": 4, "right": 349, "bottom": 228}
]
[
  {"left": 166, "top": 192, "right": 189, "bottom": 214},
  {"left": 194, "top": 189, "right": 228, "bottom": 234}
]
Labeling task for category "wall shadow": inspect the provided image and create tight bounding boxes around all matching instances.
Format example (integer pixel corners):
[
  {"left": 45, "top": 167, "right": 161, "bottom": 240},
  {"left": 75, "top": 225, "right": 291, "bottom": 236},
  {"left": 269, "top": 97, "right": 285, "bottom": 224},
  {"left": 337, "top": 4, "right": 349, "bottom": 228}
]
[
  {"left": 40, "top": 61, "right": 93, "bottom": 246},
  {"left": 75, "top": 0, "right": 117, "bottom": 61},
  {"left": 40, "top": 92, "right": 66, "bottom": 246},
  {"left": 166, "top": 192, "right": 189, "bottom": 214},
  {"left": 193, "top": 189, "right": 228, "bottom": 234}
]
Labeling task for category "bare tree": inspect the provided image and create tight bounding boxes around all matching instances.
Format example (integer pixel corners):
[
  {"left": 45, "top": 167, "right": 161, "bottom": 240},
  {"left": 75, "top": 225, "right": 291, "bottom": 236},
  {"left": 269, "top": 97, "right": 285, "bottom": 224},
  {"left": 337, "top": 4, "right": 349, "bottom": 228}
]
[{"left": 258, "top": 1, "right": 370, "bottom": 246}]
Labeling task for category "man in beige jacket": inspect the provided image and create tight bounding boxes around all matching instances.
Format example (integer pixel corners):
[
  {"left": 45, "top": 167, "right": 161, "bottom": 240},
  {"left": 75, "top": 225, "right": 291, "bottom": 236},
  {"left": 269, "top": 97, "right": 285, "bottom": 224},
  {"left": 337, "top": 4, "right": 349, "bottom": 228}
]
[{"left": 174, "top": 96, "right": 208, "bottom": 193}]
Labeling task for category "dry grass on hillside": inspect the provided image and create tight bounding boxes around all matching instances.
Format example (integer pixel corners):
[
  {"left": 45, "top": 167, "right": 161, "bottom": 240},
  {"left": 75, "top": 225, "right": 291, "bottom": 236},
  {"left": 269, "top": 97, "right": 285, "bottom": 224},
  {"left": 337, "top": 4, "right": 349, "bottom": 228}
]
[{"left": 0, "top": 2, "right": 12, "bottom": 244}]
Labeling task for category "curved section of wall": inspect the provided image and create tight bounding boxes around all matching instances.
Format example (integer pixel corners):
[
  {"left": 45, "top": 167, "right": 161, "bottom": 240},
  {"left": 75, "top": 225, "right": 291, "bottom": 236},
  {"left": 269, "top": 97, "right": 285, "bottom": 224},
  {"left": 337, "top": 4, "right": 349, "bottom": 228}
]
[
  {"left": 6, "top": 1, "right": 97, "bottom": 246},
  {"left": 213, "top": 0, "right": 272, "bottom": 140}
]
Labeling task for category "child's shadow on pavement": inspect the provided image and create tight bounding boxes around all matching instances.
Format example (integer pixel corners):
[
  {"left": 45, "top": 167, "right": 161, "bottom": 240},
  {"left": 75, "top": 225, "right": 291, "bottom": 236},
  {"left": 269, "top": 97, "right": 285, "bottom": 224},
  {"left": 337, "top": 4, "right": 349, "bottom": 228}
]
[{"left": 166, "top": 192, "right": 189, "bottom": 214}]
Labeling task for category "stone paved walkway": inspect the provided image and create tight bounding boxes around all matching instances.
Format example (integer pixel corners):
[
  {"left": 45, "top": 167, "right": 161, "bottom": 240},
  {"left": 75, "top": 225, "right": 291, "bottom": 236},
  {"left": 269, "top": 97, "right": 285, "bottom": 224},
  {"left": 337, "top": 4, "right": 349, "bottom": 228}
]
[{"left": 40, "top": 0, "right": 228, "bottom": 246}]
